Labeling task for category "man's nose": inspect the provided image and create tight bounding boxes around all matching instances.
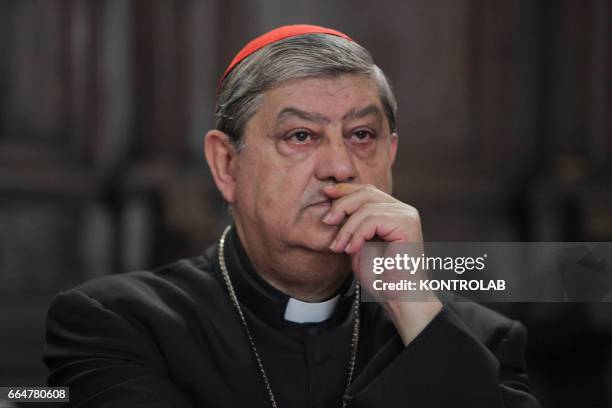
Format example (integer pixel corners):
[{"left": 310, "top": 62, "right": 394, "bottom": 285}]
[{"left": 314, "top": 136, "right": 357, "bottom": 183}]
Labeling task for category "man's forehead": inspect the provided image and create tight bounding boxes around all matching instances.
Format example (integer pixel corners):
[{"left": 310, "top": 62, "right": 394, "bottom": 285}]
[
  {"left": 270, "top": 74, "right": 377, "bottom": 97},
  {"left": 261, "top": 75, "right": 383, "bottom": 121}
]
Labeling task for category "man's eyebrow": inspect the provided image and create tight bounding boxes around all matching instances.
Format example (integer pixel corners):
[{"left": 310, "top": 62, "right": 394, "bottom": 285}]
[
  {"left": 342, "top": 104, "right": 383, "bottom": 121},
  {"left": 275, "top": 104, "right": 383, "bottom": 127},
  {"left": 276, "top": 107, "right": 330, "bottom": 125}
]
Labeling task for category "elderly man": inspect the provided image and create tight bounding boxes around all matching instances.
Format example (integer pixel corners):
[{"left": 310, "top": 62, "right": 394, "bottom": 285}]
[{"left": 44, "top": 25, "right": 540, "bottom": 407}]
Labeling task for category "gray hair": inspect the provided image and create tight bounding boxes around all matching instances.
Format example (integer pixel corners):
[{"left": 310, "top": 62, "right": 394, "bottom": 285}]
[{"left": 215, "top": 33, "right": 397, "bottom": 148}]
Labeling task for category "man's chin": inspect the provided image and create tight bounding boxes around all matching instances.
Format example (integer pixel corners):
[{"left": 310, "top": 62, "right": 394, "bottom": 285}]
[{"left": 291, "top": 222, "right": 340, "bottom": 252}]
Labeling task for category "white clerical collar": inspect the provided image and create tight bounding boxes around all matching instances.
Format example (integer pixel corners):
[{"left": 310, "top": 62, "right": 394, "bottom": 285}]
[{"left": 283, "top": 295, "right": 340, "bottom": 323}]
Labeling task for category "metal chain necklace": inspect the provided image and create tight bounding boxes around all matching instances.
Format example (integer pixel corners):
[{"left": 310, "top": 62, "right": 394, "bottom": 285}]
[{"left": 218, "top": 225, "right": 360, "bottom": 408}]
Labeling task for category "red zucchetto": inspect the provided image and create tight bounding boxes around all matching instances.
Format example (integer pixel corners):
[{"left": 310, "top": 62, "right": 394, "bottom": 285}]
[{"left": 218, "top": 24, "right": 354, "bottom": 91}]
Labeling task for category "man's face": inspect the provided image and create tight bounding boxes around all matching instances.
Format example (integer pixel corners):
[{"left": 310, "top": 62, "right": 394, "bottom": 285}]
[{"left": 230, "top": 74, "right": 398, "bottom": 251}]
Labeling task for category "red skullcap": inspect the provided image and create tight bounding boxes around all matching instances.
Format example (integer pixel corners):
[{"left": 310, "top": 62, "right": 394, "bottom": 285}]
[{"left": 218, "top": 24, "right": 354, "bottom": 92}]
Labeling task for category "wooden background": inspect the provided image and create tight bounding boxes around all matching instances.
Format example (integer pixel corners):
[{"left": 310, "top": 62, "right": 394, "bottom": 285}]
[{"left": 0, "top": 1, "right": 610, "bottom": 407}]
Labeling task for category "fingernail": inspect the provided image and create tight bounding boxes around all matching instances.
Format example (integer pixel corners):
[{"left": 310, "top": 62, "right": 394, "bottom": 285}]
[
  {"left": 323, "top": 184, "right": 334, "bottom": 190},
  {"left": 329, "top": 239, "right": 337, "bottom": 250},
  {"left": 345, "top": 243, "right": 352, "bottom": 253},
  {"left": 322, "top": 213, "right": 333, "bottom": 224}
]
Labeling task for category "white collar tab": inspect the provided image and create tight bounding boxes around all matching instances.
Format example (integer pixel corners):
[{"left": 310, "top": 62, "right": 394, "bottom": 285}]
[{"left": 283, "top": 295, "right": 340, "bottom": 323}]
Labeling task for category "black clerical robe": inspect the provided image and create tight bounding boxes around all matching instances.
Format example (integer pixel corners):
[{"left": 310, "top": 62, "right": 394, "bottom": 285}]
[{"left": 43, "top": 228, "right": 540, "bottom": 407}]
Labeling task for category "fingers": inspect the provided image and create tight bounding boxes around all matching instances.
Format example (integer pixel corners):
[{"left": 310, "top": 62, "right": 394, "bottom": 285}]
[
  {"left": 342, "top": 213, "right": 401, "bottom": 254},
  {"left": 322, "top": 183, "right": 365, "bottom": 198},
  {"left": 322, "top": 183, "right": 422, "bottom": 254},
  {"left": 329, "top": 203, "right": 395, "bottom": 252},
  {"left": 322, "top": 184, "right": 395, "bottom": 226},
  {"left": 329, "top": 204, "right": 422, "bottom": 253}
]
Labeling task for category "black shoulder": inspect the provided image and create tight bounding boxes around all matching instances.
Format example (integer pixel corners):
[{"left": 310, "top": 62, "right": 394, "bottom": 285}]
[
  {"left": 63, "top": 253, "right": 223, "bottom": 316},
  {"left": 447, "top": 302, "right": 518, "bottom": 349}
]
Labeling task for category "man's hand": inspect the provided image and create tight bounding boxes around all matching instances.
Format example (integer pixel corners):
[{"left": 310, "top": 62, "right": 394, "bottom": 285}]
[
  {"left": 322, "top": 183, "right": 443, "bottom": 346},
  {"left": 322, "top": 184, "right": 422, "bottom": 254}
]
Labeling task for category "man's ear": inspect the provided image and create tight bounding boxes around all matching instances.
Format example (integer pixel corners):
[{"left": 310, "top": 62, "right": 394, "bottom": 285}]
[
  {"left": 204, "top": 129, "right": 238, "bottom": 203},
  {"left": 389, "top": 132, "right": 399, "bottom": 165}
]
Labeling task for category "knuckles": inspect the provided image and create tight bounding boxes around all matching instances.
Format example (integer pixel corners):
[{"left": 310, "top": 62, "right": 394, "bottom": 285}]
[{"left": 364, "top": 183, "right": 377, "bottom": 192}]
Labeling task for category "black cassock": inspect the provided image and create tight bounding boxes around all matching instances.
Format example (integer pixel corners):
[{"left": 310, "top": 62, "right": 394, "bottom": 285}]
[{"left": 44, "top": 227, "right": 540, "bottom": 407}]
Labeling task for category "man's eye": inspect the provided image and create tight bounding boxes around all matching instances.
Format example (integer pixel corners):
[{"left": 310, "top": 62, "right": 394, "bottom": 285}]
[
  {"left": 289, "top": 131, "right": 312, "bottom": 143},
  {"left": 351, "top": 130, "right": 374, "bottom": 143}
]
